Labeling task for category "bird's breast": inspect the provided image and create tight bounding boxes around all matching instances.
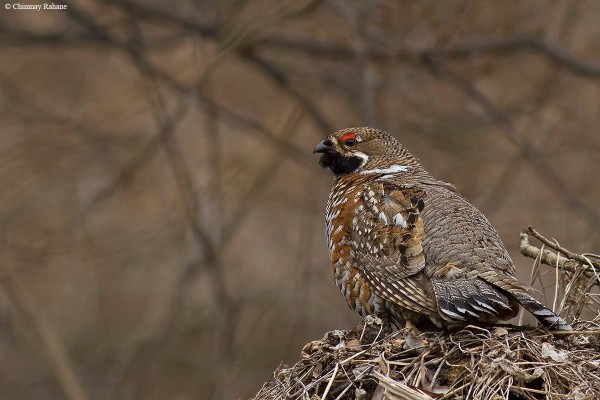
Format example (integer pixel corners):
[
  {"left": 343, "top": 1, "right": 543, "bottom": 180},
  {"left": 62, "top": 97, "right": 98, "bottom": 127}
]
[{"left": 325, "top": 178, "right": 379, "bottom": 314}]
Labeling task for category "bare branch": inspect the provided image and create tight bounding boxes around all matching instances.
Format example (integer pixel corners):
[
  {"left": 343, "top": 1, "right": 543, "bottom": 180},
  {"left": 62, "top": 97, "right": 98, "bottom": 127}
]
[
  {"left": 1, "top": 268, "right": 89, "bottom": 400},
  {"left": 256, "top": 36, "right": 600, "bottom": 78},
  {"left": 519, "top": 230, "right": 580, "bottom": 274},
  {"left": 103, "top": 0, "right": 219, "bottom": 37},
  {"left": 240, "top": 49, "right": 334, "bottom": 134},
  {"left": 428, "top": 62, "right": 600, "bottom": 231},
  {"left": 526, "top": 226, "right": 600, "bottom": 270}
]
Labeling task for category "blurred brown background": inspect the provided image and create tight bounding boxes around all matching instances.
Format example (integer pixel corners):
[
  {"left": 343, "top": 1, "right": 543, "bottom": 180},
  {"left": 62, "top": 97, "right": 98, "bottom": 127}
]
[{"left": 0, "top": 1, "right": 599, "bottom": 399}]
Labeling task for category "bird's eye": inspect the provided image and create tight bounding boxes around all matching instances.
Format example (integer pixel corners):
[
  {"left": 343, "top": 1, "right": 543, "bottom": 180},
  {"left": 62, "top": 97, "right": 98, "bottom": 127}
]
[
  {"left": 344, "top": 138, "right": 356, "bottom": 147},
  {"left": 341, "top": 133, "right": 358, "bottom": 148}
]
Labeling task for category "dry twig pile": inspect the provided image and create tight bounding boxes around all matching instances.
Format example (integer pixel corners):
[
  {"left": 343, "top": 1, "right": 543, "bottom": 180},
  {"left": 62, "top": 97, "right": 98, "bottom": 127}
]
[{"left": 253, "top": 228, "right": 600, "bottom": 400}]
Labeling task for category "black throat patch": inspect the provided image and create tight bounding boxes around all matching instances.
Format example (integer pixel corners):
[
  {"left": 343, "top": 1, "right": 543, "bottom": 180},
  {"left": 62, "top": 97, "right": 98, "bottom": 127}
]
[{"left": 319, "top": 152, "right": 363, "bottom": 176}]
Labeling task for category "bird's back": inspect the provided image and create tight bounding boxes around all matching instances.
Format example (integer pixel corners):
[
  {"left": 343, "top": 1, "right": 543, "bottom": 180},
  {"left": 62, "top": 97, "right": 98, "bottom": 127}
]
[{"left": 416, "top": 181, "right": 516, "bottom": 278}]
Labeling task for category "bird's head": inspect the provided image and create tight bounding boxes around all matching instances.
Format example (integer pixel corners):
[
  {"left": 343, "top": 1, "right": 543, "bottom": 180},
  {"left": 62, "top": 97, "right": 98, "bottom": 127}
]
[{"left": 314, "top": 127, "right": 415, "bottom": 177}]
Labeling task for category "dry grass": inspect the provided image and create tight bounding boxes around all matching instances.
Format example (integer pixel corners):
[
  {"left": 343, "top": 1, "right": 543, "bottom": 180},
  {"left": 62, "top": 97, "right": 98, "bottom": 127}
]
[{"left": 253, "top": 228, "right": 600, "bottom": 400}]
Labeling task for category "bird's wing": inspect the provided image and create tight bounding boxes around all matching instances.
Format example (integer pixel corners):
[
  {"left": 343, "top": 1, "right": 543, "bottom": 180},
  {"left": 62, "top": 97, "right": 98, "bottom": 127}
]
[
  {"left": 349, "top": 180, "right": 438, "bottom": 317},
  {"left": 351, "top": 181, "right": 427, "bottom": 275}
]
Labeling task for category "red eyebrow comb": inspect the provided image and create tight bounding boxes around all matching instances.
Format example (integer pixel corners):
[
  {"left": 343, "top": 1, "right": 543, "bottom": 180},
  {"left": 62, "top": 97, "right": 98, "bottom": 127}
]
[{"left": 342, "top": 132, "right": 356, "bottom": 141}]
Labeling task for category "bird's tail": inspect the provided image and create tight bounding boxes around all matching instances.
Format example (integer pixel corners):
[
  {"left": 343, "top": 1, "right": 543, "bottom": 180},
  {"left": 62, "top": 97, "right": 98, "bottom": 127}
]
[
  {"left": 481, "top": 273, "right": 572, "bottom": 331},
  {"left": 509, "top": 290, "right": 572, "bottom": 331}
]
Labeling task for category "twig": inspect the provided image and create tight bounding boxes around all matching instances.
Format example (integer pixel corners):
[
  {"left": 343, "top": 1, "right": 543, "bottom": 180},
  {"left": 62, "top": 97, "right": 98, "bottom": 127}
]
[
  {"left": 256, "top": 36, "right": 600, "bottom": 78},
  {"left": 320, "top": 363, "right": 339, "bottom": 400},
  {"left": 519, "top": 231, "right": 583, "bottom": 274},
  {"left": 520, "top": 243, "right": 545, "bottom": 326},
  {"left": 103, "top": 0, "right": 219, "bottom": 36},
  {"left": 553, "top": 245, "right": 560, "bottom": 313},
  {"left": 550, "top": 330, "right": 600, "bottom": 335},
  {"left": 428, "top": 62, "right": 600, "bottom": 230},
  {"left": 240, "top": 49, "right": 333, "bottom": 135},
  {"left": 438, "top": 383, "right": 470, "bottom": 400},
  {"left": 1, "top": 268, "right": 89, "bottom": 400},
  {"left": 527, "top": 226, "right": 600, "bottom": 270}
]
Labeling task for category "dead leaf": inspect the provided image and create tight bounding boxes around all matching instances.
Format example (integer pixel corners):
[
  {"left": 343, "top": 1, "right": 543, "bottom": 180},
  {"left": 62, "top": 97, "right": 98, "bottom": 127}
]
[
  {"left": 493, "top": 327, "right": 509, "bottom": 338},
  {"left": 541, "top": 342, "right": 569, "bottom": 362}
]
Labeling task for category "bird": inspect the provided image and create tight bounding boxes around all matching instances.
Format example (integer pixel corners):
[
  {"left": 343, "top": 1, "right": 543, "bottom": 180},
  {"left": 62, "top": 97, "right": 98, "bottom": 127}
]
[{"left": 314, "top": 127, "right": 571, "bottom": 331}]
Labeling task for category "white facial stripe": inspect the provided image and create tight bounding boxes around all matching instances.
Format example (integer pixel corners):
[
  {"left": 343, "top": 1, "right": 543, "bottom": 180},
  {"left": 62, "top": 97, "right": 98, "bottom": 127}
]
[
  {"left": 353, "top": 151, "right": 369, "bottom": 167},
  {"left": 359, "top": 165, "right": 409, "bottom": 175}
]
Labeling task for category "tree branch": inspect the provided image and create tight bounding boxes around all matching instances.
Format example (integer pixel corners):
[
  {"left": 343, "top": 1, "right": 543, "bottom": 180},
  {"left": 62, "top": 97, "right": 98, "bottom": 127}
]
[{"left": 255, "top": 36, "right": 600, "bottom": 78}]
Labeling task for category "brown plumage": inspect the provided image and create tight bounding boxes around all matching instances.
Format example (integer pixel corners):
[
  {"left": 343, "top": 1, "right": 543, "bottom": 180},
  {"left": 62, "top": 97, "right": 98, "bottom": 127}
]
[{"left": 314, "top": 127, "right": 571, "bottom": 331}]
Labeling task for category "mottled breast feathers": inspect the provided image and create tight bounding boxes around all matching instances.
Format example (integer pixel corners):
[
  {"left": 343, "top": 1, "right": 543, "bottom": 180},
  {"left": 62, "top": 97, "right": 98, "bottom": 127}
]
[{"left": 351, "top": 181, "right": 426, "bottom": 274}]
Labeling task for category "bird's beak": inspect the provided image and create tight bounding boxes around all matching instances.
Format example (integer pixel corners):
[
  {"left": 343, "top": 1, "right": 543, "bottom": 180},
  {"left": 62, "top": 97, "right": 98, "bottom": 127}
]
[{"left": 313, "top": 140, "right": 333, "bottom": 154}]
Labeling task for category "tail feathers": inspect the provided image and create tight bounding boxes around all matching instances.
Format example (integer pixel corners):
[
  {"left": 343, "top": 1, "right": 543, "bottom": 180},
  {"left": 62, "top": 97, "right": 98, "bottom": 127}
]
[
  {"left": 480, "top": 273, "right": 572, "bottom": 331},
  {"left": 511, "top": 291, "right": 572, "bottom": 331}
]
